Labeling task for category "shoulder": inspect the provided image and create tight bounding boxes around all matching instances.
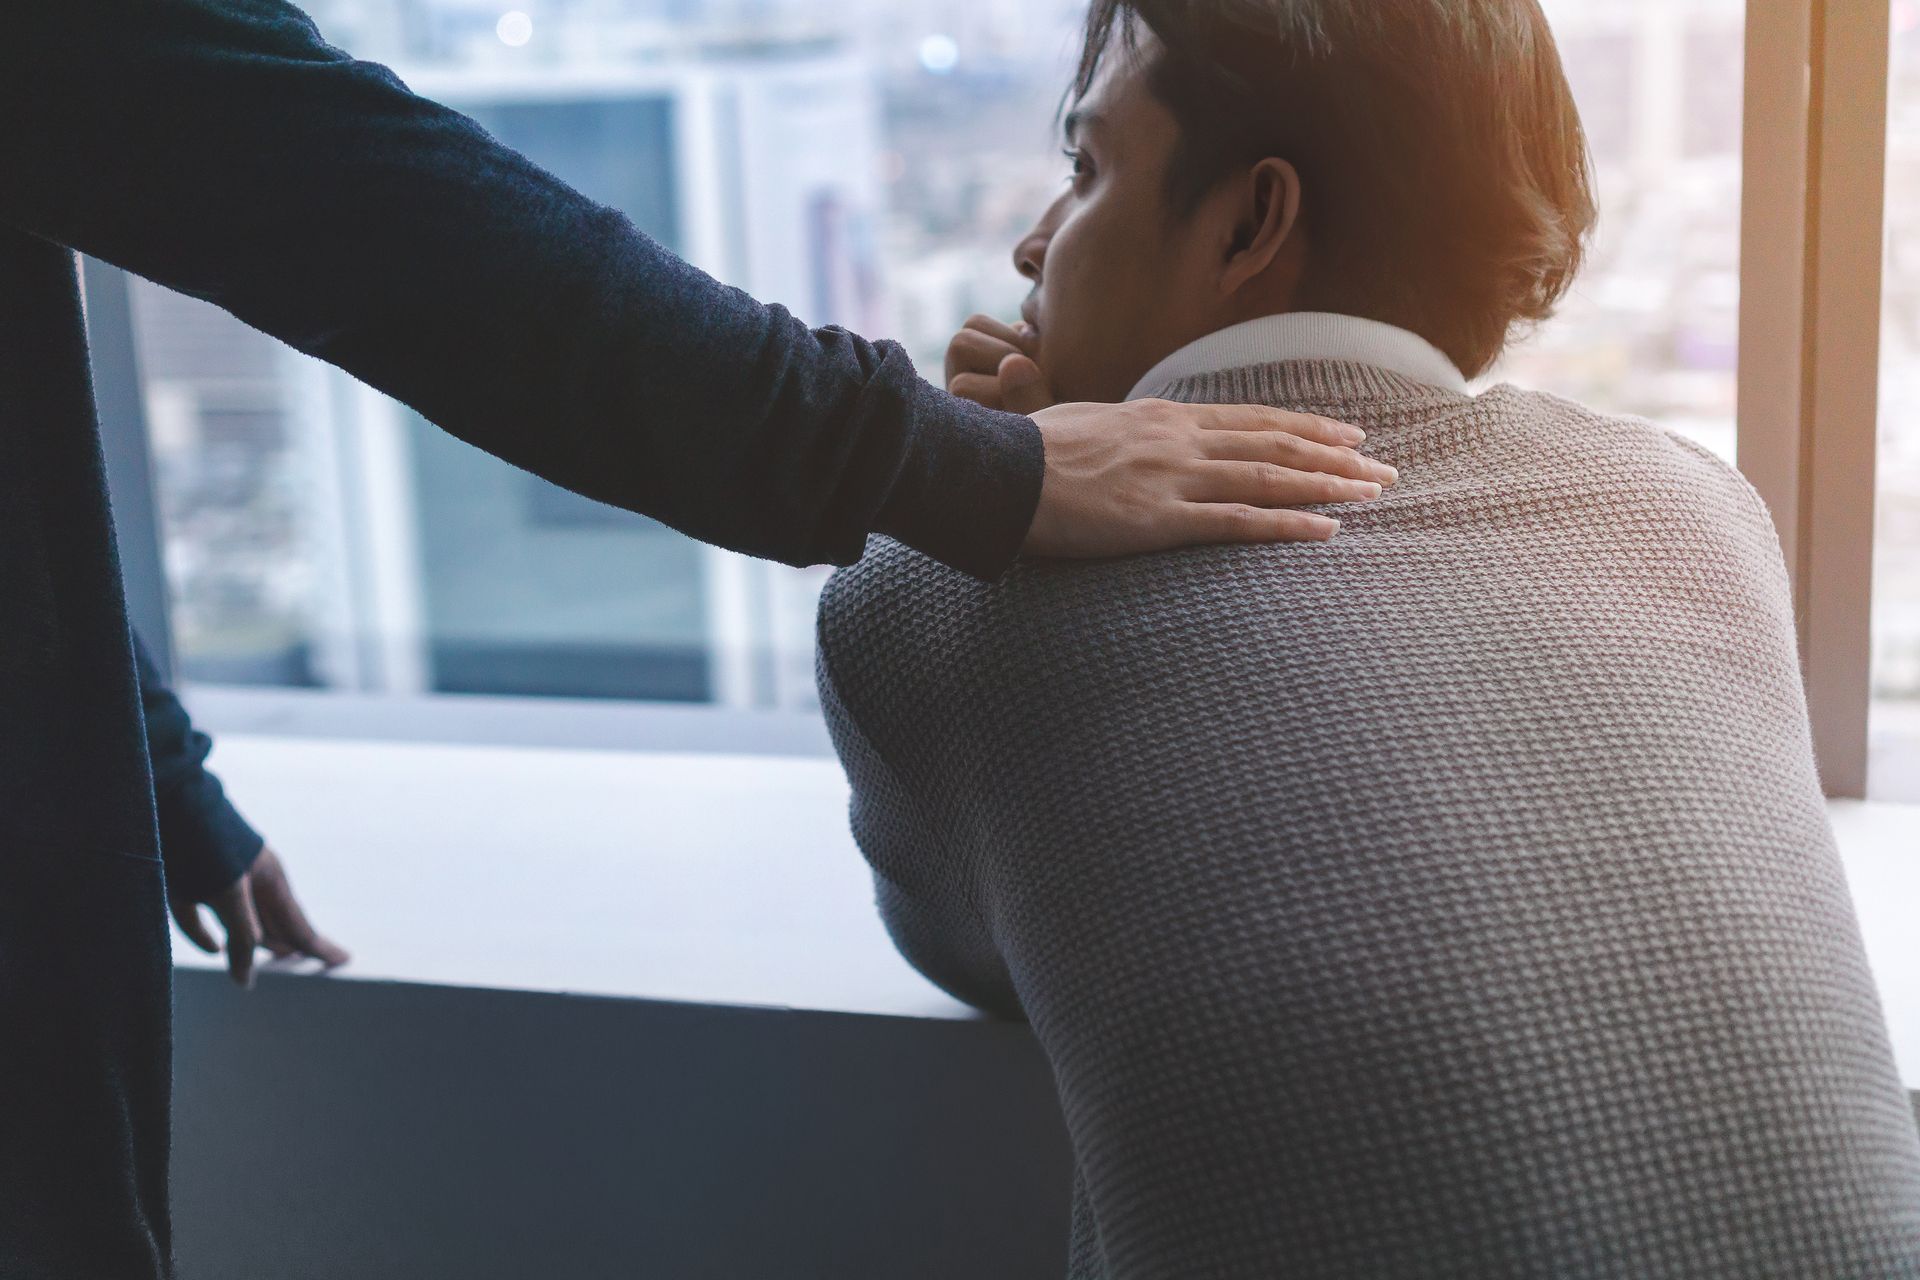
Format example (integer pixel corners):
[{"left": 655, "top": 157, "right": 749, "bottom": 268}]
[
  {"left": 1483, "top": 384, "right": 1778, "bottom": 529},
  {"left": 818, "top": 536, "right": 1252, "bottom": 702},
  {"left": 1473, "top": 386, "right": 1794, "bottom": 618},
  {"left": 815, "top": 537, "right": 980, "bottom": 738},
  {"left": 818, "top": 537, "right": 980, "bottom": 675}
]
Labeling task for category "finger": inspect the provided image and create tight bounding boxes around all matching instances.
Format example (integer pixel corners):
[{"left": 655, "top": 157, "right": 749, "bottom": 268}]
[
  {"left": 257, "top": 882, "right": 352, "bottom": 970},
  {"left": 253, "top": 883, "right": 305, "bottom": 959},
  {"left": 304, "top": 932, "right": 351, "bottom": 970},
  {"left": 945, "top": 328, "right": 1026, "bottom": 384},
  {"left": 1178, "top": 503, "right": 1343, "bottom": 545},
  {"left": 211, "top": 878, "right": 263, "bottom": 989},
  {"left": 946, "top": 372, "right": 1005, "bottom": 410},
  {"left": 170, "top": 899, "right": 221, "bottom": 955},
  {"left": 997, "top": 353, "right": 1055, "bottom": 416},
  {"left": 1199, "top": 433, "right": 1398, "bottom": 486},
  {"left": 1187, "top": 462, "right": 1384, "bottom": 508},
  {"left": 962, "top": 313, "right": 1034, "bottom": 352},
  {"left": 1186, "top": 403, "right": 1367, "bottom": 448}
]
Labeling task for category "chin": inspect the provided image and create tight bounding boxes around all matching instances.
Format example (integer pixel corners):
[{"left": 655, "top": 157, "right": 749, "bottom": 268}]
[
  {"left": 1045, "top": 347, "right": 1138, "bottom": 406},
  {"left": 1039, "top": 355, "right": 1095, "bottom": 407}
]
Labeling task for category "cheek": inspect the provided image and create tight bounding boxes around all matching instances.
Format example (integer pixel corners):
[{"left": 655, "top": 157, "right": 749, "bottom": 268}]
[
  {"left": 1039, "top": 213, "right": 1126, "bottom": 350},
  {"left": 1040, "top": 203, "right": 1172, "bottom": 395},
  {"left": 1040, "top": 218, "right": 1092, "bottom": 317}
]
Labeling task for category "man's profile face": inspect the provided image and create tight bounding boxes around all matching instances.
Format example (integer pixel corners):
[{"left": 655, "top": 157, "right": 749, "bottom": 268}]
[{"left": 1015, "top": 37, "right": 1231, "bottom": 404}]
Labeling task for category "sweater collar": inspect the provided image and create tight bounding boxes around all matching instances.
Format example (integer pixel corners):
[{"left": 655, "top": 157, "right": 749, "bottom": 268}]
[{"left": 1125, "top": 311, "right": 1469, "bottom": 402}]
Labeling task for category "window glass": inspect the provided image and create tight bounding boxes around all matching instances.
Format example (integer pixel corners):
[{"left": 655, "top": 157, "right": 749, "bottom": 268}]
[
  {"left": 1872, "top": 0, "right": 1920, "bottom": 798},
  {"left": 134, "top": 279, "right": 323, "bottom": 686},
  {"left": 1486, "top": 0, "right": 1745, "bottom": 463},
  {"left": 129, "top": 0, "right": 1746, "bottom": 715}
]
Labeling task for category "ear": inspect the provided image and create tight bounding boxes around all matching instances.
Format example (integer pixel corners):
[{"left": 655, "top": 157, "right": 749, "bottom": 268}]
[{"left": 1219, "top": 158, "right": 1304, "bottom": 296}]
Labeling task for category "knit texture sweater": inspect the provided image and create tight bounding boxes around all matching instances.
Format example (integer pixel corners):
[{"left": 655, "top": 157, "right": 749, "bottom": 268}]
[{"left": 816, "top": 360, "right": 1920, "bottom": 1279}]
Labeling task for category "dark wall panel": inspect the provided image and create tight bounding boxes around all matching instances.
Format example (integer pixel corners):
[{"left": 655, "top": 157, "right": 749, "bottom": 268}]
[{"left": 172, "top": 972, "right": 1073, "bottom": 1279}]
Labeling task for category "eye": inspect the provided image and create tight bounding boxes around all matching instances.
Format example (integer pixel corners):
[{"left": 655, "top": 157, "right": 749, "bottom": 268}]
[{"left": 1061, "top": 147, "right": 1094, "bottom": 187}]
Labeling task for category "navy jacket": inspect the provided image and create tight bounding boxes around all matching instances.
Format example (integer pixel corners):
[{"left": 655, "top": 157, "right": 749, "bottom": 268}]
[{"left": 0, "top": 1, "right": 1042, "bottom": 1273}]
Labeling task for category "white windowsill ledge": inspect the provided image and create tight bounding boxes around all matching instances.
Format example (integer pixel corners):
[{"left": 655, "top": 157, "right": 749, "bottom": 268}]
[
  {"left": 174, "top": 735, "right": 975, "bottom": 1020},
  {"left": 176, "top": 737, "right": 1920, "bottom": 1086}
]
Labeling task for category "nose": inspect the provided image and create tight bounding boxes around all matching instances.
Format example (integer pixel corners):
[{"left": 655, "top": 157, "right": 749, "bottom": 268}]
[
  {"left": 1013, "top": 226, "right": 1047, "bottom": 283},
  {"left": 1013, "top": 194, "right": 1066, "bottom": 283}
]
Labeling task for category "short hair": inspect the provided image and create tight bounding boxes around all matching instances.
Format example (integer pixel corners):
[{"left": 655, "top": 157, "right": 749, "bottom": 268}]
[{"left": 1073, "top": 0, "right": 1597, "bottom": 378}]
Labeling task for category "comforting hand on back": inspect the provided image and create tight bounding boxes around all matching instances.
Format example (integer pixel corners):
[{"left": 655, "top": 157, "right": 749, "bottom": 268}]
[{"left": 943, "top": 314, "right": 1399, "bottom": 559}]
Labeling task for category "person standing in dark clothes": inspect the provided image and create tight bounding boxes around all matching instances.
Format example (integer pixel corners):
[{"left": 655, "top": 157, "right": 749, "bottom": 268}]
[
  {"left": 0, "top": 1, "right": 1394, "bottom": 1273},
  {"left": 135, "top": 634, "right": 348, "bottom": 988}
]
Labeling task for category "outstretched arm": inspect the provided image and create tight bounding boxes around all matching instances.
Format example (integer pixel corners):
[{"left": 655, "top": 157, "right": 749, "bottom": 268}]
[
  {"left": 4, "top": 0, "right": 1395, "bottom": 580},
  {"left": 0, "top": 0, "right": 1042, "bottom": 577}
]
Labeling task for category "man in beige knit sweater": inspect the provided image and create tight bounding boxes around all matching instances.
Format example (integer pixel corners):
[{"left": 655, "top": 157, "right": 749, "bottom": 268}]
[{"left": 817, "top": 2, "right": 1920, "bottom": 1277}]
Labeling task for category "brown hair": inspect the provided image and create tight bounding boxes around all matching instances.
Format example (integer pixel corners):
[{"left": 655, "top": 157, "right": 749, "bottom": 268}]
[{"left": 1073, "top": 0, "right": 1597, "bottom": 377}]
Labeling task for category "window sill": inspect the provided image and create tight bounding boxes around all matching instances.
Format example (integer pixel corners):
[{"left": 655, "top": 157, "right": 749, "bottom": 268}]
[
  {"left": 1830, "top": 799, "right": 1920, "bottom": 1086},
  {"left": 175, "top": 733, "right": 973, "bottom": 1019},
  {"left": 1869, "top": 702, "right": 1920, "bottom": 803},
  {"left": 178, "top": 734, "right": 1920, "bottom": 1083}
]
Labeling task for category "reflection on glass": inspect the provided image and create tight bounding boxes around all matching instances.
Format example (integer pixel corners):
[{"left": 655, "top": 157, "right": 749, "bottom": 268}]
[{"left": 129, "top": 0, "right": 1753, "bottom": 710}]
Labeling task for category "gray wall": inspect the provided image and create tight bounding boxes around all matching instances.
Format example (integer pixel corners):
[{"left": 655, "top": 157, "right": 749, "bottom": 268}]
[{"left": 172, "top": 971, "right": 1073, "bottom": 1279}]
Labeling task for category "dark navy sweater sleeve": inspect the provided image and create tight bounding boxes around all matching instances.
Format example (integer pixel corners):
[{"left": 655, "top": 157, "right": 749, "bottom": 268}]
[
  {"left": 0, "top": 0, "right": 1043, "bottom": 579},
  {"left": 132, "top": 634, "right": 264, "bottom": 903}
]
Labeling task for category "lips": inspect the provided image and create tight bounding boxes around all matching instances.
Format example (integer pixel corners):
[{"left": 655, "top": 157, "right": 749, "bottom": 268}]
[{"left": 1019, "top": 301, "right": 1042, "bottom": 343}]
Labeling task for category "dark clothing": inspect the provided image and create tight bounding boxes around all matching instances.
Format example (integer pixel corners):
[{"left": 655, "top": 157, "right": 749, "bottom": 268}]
[
  {"left": 1, "top": 237, "right": 176, "bottom": 1280},
  {"left": 0, "top": 1, "right": 1043, "bottom": 1273},
  {"left": 4, "top": 1, "right": 1043, "bottom": 578},
  {"left": 135, "top": 636, "right": 264, "bottom": 905}
]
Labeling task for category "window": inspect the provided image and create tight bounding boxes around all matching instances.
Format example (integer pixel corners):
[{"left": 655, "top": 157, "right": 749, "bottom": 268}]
[
  {"left": 125, "top": 0, "right": 1100, "bottom": 716},
  {"left": 1489, "top": 0, "right": 1745, "bottom": 464},
  {"left": 1875, "top": 0, "right": 1920, "bottom": 799},
  {"left": 123, "top": 0, "right": 1745, "bottom": 725},
  {"left": 113, "top": 0, "right": 1916, "bottom": 798}
]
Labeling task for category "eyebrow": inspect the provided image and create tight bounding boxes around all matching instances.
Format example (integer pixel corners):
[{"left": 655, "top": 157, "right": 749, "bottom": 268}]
[{"left": 1063, "top": 108, "right": 1106, "bottom": 142}]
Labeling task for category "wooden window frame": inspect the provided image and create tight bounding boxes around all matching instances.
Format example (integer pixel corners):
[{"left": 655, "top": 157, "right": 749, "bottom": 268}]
[{"left": 1739, "top": 0, "right": 1894, "bottom": 798}]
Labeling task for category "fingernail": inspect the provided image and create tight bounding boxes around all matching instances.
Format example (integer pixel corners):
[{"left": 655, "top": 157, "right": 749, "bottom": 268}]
[
  {"left": 1358, "top": 481, "right": 1383, "bottom": 499},
  {"left": 1374, "top": 463, "right": 1399, "bottom": 484},
  {"left": 1340, "top": 425, "right": 1367, "bottom": 444}
]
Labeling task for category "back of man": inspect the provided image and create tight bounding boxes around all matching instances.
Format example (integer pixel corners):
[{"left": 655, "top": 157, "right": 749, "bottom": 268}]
[{"left": 817, "top": 360, "right": 1920, "bottom": 1277}]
